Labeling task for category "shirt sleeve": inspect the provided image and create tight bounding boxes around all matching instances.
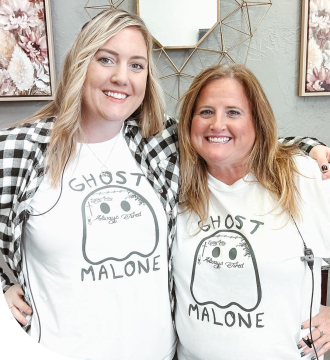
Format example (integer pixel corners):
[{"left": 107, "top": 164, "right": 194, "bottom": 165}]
[
  {"left": 1, "top": 268, "right": 14, "bottom": 294},
  {"left": 0, "top": 130, "right": 20, "bottom": 293},
  {"left": 278, "top": 136, "right": 326, "bottom": 154}
]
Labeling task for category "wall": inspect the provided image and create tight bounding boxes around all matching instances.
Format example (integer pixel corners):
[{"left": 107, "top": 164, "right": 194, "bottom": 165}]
[{"left": 0, "top": 0, "right": 329, "bottom": 145}]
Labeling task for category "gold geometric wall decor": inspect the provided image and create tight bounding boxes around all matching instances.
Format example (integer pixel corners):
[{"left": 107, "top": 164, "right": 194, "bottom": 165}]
[
  {"left": 84, "top": 0, "right": 273, "bottom": 105},
  {"left": 144, "top": 0, "right": 273, "bottom": 102},
  {"left": 84, "top": 0, "right": 127, "bottom": 18}
]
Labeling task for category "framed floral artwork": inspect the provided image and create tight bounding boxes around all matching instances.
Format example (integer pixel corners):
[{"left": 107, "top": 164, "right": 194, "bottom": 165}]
[
  {"left": 0, "top": 0, "right": 55, "bottom": 101},
  {"left": 299, "top": 0, "right": 330, "bottom": 96}
]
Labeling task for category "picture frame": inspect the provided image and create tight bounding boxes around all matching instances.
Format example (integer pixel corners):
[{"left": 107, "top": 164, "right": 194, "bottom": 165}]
[
  {"left": 0, "top": 0, "right": 56, "bottom": 101},
  {"left": 299, "top": 0, "right": 330, "bottom": 96}
]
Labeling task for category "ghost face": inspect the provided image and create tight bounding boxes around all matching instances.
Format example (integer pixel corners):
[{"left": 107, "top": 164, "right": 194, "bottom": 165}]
[
  {"left": 191, "top": 230, "right": 261, "bottom": 312},
  {"left": 82, "top": 185, "right": 159, "bottom": 264}
]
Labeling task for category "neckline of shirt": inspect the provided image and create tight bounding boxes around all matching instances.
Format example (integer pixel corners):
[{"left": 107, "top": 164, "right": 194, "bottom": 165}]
[
  {"left": 207, "top": 172, "right": 256, "bottom": 192},
  {"left": 77, "top": 125, "right": 125, "bottom": 151},
  {"left": 77, "top": 124, "right": 124, "bottom": 148}
]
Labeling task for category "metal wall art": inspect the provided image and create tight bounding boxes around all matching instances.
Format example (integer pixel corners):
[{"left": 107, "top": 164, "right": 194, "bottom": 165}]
[
  {"left": 84, "top": 0, "right": 127, "bottom": 17},
  {"left": 84, "top": 0, "right": 272, "bottom": 103},
  {"left": 138, "top": 0, "right": 272, "bottom": 101}
]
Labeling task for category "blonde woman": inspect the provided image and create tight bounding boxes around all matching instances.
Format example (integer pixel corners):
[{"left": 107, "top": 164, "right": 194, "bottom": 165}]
[
  {"left": 0, "top": 9, "right": 178, "bottom": 360},
  {"left": 174, "top": 64, "right": 330, "bottom": 360}
]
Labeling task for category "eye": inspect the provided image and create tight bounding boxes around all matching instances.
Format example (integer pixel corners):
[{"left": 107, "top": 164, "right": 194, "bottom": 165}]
[
  {"left": 100, "top": 202, "right": 110, "bottom": 214},
  {"left": 212, "top": 247, "right": 221, "bottom": 258},
  {"left": 227, "top": 109, "right": 241, "bottom": 117},
  {"left": 130, "top": 63, "right": 144, "bottom": 71},
  {"left": 98, "top": 57, "right": 115, "bottom": 65},
  {"left": 199, "top": 109, "right": 213, "bottom": 116},
  {"left": 229, "top": 248, "right": 237, "bottom": 260},
  {"left": 121, "top": 201, "right": 131, "bottom": 212}
]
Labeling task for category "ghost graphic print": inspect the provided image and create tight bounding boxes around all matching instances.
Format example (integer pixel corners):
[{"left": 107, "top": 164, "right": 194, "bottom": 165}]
[
  {"left": 190, "top": 230, "right": 261, "bottom": 312},
  {"left": 82, "top": 185, "right": 159, "bottom": 264}
]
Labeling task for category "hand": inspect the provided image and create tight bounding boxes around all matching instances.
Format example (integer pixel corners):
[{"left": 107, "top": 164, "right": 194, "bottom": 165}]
[
  {"left": 5, "top": 284, "right": 32, "bottom": 326},
  {"left": 309, "top": 145, "right": 330, "bottom": 180},
  {"left": 298, "top": 305, "right": 330, "bottom": 358}
]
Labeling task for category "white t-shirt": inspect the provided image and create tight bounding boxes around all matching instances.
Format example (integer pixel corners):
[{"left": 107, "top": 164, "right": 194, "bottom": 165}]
[
  {"left": 173, "top": 155, "right": 330, "bottom": 360},
  {"left": 23, "top": 129, "right": 176, "bottom": 360}
]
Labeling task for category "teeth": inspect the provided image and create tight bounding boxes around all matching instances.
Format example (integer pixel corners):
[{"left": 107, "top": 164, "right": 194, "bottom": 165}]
[
  {"left": 104, "top": 91, "right": 128, "bottom": 99},
  {"left": 207, "top": 137, "right": 230, "bottom": 143}
]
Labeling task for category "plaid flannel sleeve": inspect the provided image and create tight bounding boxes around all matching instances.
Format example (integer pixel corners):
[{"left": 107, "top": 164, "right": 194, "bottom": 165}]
[
  {"left": 0, "top": 129, "right": 24, "bottom": 293},
  {"left": 1, "top": 268, "right": 14, "bottom": 293},
  {"left": 278, "top": 136, "right": 326, "bottom": 154}
]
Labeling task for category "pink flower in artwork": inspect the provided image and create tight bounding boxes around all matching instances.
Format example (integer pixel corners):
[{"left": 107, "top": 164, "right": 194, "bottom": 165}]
[
  {"left": 28, "top": 0, "right": 43, "bottom": 4},
  {"left": 0, "top": 0, "right": 39, "bottom": 34},
  {"left": 19, "top": 31, "right": 47, "bottom": 64},
  {"left": 307, "top": 67, "right": 330, "bottom": 91},
  {"left": 37, "top": 8, "right": 44, "bottom": 21},
  {"left": 316, "top": 28, "right": 330, "bottom": 48},
  {"left": 0, "top": 69, "right": 17, "bottom": 96}
]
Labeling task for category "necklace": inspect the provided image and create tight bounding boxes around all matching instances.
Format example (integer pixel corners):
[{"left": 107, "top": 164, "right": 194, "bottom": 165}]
[{"left": 84, "top": 130, "right": 121, "bottom": 178}]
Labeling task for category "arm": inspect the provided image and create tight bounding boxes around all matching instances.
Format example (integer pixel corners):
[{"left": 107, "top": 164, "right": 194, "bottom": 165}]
[
  {"left": 279, "top": 136, "right": 330, "bottom": 180},
  {"left": 278, "top": 136, "right": 326, "bottom": 153},
  {"left": 0, "top": 127, "right": 32, "bottom": 325}
]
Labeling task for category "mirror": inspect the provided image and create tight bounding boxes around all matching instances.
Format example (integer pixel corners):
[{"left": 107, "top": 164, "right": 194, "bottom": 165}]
[{"left": 137, "top": 0, "right": 219, "bottom": 48}]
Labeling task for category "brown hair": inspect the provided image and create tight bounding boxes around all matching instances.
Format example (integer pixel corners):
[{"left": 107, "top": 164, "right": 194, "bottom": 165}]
[
  {"left": 24, "top": 9, "right": 165, "bottom": 186},
  {"left": 178, "top": 64, "right": 302, "bottom": 223}
]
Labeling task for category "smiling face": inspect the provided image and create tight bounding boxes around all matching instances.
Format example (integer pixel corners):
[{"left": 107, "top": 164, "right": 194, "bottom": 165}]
[
  {"left": 190, "top": 78, "right": 256, "bottom": 177},
  {"left": 81, "top": 27, "right": 148, "bottom": 135}
]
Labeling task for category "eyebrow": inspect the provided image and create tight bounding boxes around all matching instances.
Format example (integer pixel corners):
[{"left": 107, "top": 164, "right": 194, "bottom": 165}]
[{"left": 96, "top": 48, "right": 148, "bottom": 62}]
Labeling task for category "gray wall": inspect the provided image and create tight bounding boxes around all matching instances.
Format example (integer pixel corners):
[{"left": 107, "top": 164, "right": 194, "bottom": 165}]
[{"left": 0, "top": 0, "right": 329, "bottom": 144}]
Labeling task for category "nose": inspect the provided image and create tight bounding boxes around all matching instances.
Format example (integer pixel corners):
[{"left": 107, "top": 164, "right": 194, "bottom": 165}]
[
  {"left": 111, "top": 64, "right": 129, "bottom": 86},
  {"left": 210, "top": 113, "right": 227, "bottom": 132}
]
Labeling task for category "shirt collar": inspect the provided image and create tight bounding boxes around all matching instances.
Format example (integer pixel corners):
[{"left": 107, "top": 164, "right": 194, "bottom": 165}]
[
  {"left": 30, "top": 117, "right": 140, "bottom": 144},
  {"left": 30, "top": 117, "right": 54, "bottom": 144}
]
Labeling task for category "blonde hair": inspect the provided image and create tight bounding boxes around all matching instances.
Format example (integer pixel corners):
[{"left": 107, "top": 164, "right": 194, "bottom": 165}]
[
  {"left": 24, "top": 9, "right": 165, "bottom": 186},
  {"left": 178, "top": 64, "right": 302, "bottom": 223}
]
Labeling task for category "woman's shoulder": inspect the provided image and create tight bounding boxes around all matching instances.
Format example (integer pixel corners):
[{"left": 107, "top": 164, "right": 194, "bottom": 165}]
[
  {"left": 141, "top": 115, "right": 178, "bottom": 149},
  {"left": 162, "top": 115, "right": 178, "bottom": 136},
  {"left": 293, "top": 154, "right": 321, "bottom": 178},
  {"left": 0, "top": 116, "right": 55, "bottom": 144}
]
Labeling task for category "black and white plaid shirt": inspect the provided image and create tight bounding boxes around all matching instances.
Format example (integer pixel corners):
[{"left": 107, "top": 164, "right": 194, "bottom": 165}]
[{"left": 0, "top": 116, "right": 323, "bottom": 329}]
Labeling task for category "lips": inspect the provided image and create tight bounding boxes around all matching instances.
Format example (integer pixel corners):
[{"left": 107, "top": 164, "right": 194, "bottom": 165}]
[
  {"left": 103, "top": 91, "right": 128, "bottom": 99},
  {"left": 206, "top": 137, "right": 231, "bottom": 143}
]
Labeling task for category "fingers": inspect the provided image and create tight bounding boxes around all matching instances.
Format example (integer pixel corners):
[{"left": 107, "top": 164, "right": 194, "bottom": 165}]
[
  {"left": 317, "top": 160, "right": 329, "bottom": 179},
  {"left": 297, "top": 329, "right": 319, "bottom": 355},
  {"left": 10, "top": 306, "right": 28, "bottom": 326},
  {"left": 322, "top": 170, "right": 330, "bottom": 180},
  {"left": 13, "top": 296, "right": 33, "bottom": 316},
  {"left": 298, "top": 329, "right": 330, "bottom": 358},
  {"left": 5, "top": 285, "right": 33, "bottom": 315},
  {"left": 309, "top": 145, "right": 330, "bottom": 178},
  {"left": 301, "top": 314, "right": 322, "bottom": 330},
  {"left": 4, "top": 284, "right": 33, "bottom": 325},
  {"left": 313, "top": 340, "right": 330, "bottom": 358},
  {"left": 299, "top": 307, "right": 330, "bottom": 357}
]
